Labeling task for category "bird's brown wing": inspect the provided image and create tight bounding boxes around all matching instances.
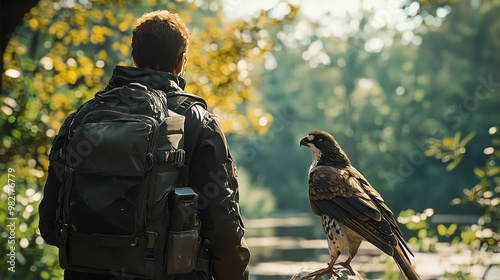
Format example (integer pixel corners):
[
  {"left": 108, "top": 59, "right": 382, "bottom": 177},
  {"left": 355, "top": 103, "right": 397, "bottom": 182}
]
[
  {"left": 309, "top": 165, "right": 398, "bottom": 256},
  {"left": 348, "top": 165, "right": 414, "bottom": 259}
]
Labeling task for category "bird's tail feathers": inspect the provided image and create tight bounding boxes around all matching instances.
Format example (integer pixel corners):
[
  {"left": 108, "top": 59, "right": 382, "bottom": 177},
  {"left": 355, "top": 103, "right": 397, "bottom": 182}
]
[
  {"left": 393, "top": 245, "right": 421, "bottom": 280},
  {"left": 395, "top": 230, "right": 415, "bottom": 258}
]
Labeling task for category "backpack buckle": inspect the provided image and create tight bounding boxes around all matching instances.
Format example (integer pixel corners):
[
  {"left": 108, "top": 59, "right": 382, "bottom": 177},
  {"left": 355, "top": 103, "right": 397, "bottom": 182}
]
[
  {"left": 58, "top": 224, "right": 69, "bottom": 248},
  {"left": 158, "top": 149, "right": 185, "bottom": 166},
  {"left": 146, "top": 231, "right": 158, "bottom": 249},
  {"left": 170, "top": 149, "right": 185, "bottom": 166}
]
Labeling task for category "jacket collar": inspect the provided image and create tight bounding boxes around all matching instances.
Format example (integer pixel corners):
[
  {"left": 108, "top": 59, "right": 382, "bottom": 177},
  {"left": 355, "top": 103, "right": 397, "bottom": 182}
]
[{"left": 105, "top": 66, "right": 186, "bottom": 92}]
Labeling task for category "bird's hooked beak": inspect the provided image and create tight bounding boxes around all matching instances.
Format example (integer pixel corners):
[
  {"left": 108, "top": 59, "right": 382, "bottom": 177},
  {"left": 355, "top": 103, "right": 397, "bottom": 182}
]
[{"left": 300, "top": 134, "right": 314, "bottom": 147}]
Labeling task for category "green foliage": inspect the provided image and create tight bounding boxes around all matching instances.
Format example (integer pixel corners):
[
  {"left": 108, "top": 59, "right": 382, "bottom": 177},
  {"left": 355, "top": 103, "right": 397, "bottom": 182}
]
[
  {"left": 381, "top": 256, "right": 400, "bottom": 280},
  {"left": 443, "top": 271, "right": 475, "bottom": 280},
  {"left": 424, "top": 122, "right": 499, "bottom": 277},
  {"left": 0, "top": 169, "right": 63, "bottom": 279},
  {"left": 458, "top": 226, "right": 482, "bottom": 252},
  {"left": 237, "top": 168, "right": 276, "bottom": 218},
  {"left": 427, "top": 126, "right": 500, "bottom": 238},
  {"left": 437, "top": 223, "right": 457, "bottom": 237},
  {"left": 1, "top": 0, "right": 295, "bottom": 279},
  {"left": 229, "top": 0, "right": 500, "bottom": 218},
  {"left": 399, "top": 208, "right": 438, "bottom": 252},
  {"left": 426, "top": 132, "right": 476, "bottom": 171}
]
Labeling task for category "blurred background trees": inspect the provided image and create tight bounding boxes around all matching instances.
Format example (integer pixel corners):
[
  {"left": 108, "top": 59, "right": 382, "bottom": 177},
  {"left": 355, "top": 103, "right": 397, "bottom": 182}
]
[
  {"left": 1, "top": 0, "right": 499, "bottom": 279},
  {"left": 230, "top": 0, "right": 500, "bottom": 217}
]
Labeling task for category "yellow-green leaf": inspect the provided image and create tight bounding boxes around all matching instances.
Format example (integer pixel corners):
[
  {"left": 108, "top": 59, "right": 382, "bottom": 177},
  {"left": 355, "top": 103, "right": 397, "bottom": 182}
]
[{"left": 474, "top": 167, "right": 486, "bottom": 178}]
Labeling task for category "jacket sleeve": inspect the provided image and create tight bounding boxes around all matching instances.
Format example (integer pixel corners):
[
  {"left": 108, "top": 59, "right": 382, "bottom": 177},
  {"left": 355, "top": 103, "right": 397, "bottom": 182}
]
[
  {"left": 38, "top": 113, "right": 75, "bottom": 246},
  {"left": 187, "top": 109, "right": 250, "bottom": 280}
]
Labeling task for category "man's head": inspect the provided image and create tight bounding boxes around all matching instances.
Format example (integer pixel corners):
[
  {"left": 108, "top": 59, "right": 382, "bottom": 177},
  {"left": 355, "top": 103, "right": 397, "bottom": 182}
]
[{"left": 131, "top": 10, "right": 189, "bottom": 74}]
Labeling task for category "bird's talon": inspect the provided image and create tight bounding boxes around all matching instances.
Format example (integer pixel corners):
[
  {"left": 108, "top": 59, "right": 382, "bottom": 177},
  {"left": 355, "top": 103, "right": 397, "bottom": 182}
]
[{"left": 339, "top": 262, "right": 355, "bottom": 276}]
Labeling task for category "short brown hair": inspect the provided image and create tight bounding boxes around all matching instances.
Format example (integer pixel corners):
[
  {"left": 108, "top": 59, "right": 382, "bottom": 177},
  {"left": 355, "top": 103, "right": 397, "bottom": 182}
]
[{"left": 131, "top": 10, "right": 189, "bottom": 72}]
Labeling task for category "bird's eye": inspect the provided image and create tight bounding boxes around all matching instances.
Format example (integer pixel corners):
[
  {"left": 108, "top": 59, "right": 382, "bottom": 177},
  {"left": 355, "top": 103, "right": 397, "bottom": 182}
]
[{"left": 316, "top": 136, "right": 322, "bottom": 142}]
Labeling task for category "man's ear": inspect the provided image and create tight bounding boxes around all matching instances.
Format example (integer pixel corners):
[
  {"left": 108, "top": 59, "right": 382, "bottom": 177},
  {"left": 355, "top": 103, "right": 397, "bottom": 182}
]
[
  {"left": 133, "top": 58, "right": 138, "bottom": 67},
  {"left": 174, "top": 53, "right": 187, "bottom": 75}
]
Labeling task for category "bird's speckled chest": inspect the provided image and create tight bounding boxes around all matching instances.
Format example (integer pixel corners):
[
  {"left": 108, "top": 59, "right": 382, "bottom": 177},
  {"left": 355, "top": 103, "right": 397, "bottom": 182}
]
[{"left": 321, "top": 214, "right": 362, "bottom": 258}]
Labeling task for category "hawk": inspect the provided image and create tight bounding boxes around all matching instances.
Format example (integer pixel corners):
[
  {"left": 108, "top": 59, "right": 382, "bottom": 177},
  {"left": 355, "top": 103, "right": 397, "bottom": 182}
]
[{"left": 300, "top": 130, "right": 420, "bottom": 280}]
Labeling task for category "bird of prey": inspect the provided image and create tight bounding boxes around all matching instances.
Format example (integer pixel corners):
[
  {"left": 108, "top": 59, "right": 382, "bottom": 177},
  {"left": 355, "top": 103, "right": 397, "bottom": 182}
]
[{"left": 300, "top": 130, "right": 420, "bottom": 280}]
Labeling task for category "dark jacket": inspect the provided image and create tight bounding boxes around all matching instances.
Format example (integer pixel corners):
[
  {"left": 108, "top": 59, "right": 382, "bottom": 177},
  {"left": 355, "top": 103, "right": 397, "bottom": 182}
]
[{"left": 38, "top": 66, "right": 250, "bottom": 280}]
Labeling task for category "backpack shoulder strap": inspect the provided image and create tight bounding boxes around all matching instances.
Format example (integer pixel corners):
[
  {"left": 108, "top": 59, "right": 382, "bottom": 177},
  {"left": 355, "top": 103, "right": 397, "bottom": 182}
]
[
  {"left": 167, "top": 92, "right": 207, "bottom": 114},
  {"left": 165, "top": 92, "right": 206, "bottom": 188}
]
